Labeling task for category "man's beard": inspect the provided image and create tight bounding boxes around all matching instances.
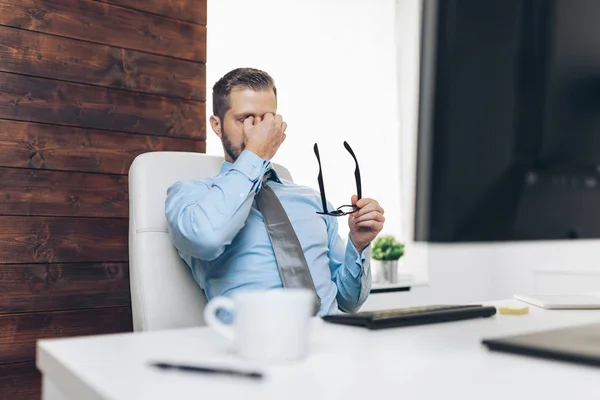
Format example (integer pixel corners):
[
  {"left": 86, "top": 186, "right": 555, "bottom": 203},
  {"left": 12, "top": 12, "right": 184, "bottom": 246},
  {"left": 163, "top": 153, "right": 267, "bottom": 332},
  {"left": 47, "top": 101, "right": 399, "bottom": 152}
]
[{"left": 221, "top": 127, "right": 244, "bottom": 161}]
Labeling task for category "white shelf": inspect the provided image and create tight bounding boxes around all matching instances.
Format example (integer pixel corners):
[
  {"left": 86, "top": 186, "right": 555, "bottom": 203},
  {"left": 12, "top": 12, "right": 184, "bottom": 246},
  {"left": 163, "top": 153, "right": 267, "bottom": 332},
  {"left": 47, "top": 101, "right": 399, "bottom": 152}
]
[{"left": 370, "top": 274, "right": 429, "bottom": 292}]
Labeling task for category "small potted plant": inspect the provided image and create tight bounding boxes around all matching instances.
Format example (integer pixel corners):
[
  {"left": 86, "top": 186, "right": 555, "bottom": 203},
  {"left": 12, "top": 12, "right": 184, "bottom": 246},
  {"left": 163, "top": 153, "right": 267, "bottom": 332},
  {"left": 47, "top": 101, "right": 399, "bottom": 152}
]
[{"left": 371, "top": 235, "right": 405, "bottom": 283}]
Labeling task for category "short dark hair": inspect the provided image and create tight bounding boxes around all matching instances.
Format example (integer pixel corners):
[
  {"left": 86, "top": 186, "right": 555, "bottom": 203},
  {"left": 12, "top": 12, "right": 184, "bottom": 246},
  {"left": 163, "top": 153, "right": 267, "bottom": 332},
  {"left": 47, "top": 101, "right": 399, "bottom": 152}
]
[{"left": 212, "top": 68, "right": 277, "bottom": 121}]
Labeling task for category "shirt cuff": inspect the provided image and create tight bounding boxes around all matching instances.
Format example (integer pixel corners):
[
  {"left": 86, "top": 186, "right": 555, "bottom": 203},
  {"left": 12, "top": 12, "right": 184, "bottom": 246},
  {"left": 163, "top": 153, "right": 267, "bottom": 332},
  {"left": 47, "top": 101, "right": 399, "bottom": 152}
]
[
  {"left": 230, "top": 150, "right": 272, "bottom": 192},
  {"left": 345, "top": 237, "right": 371, "bottom": 279}
]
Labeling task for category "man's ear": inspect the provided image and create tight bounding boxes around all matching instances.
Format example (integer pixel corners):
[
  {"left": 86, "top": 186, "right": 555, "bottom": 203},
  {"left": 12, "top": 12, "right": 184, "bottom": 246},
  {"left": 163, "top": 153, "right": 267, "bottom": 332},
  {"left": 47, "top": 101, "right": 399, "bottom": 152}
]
[{"left": 209, "top": 115, "right": 222, "bottom": 138}]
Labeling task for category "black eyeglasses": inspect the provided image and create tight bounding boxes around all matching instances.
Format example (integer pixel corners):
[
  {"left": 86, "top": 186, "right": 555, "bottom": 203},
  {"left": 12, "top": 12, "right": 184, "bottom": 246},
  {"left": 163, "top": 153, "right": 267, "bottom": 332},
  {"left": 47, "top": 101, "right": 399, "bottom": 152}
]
[{"left": 313, "top": 141, "right": 362, "bottom": 217}]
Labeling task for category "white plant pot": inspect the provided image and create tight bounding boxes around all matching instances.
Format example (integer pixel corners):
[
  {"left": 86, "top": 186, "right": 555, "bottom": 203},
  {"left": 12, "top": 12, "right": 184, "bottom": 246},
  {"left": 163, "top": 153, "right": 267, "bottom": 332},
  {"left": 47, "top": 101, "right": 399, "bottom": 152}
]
[{"left": 371, "top": 259, "right": 400, "bottom": 284}]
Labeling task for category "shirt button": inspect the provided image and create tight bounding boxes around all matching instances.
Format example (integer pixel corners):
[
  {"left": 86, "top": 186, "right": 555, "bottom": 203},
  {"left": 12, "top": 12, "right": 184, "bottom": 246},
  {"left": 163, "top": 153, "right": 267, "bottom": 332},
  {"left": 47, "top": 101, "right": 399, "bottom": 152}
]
[{"left": 239, "top": 193, "right": 245, "bottom": 198}]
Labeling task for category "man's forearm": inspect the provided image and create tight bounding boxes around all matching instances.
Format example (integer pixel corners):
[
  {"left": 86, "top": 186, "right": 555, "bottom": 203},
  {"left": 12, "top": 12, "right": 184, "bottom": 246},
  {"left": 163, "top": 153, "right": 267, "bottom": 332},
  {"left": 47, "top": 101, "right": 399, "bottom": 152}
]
[
  {"left": 334, "top": 240, "right": 372, "bottom": 312},
  {"left": 349, "top": 234, "right": 369, "bottom": 255},
  {"left": 166, "top": 151, "right": 271, "bottom": 260}
]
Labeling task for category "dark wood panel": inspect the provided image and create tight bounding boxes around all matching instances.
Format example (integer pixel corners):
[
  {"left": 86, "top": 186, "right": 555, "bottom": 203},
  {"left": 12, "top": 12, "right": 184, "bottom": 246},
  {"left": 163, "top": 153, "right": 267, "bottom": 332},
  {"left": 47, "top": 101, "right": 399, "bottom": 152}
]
[
  {"left": 0, "top": 0, "right": 207, "bottom": 62},
  {"left": 0, "top": 121, "right": 206, "bottom": 174},
  {"left": 0, "top": 168, "right": 128, "bottom": 218},
  {"left": 0, "top": 25, "right": 205, "bottom": 101},
  {"left": 0, "top": 217, "right": 127, "bottom": 264},
  {"left": 0, "top": 307, "right": 132, "bottom": 365},
  {"left": 0, "top": 73, "right": 206, "bottom": 139},
  {"left": 0, "top": 362, "right": 40, "bottom": 400},
  {"left": 0, "top": 263, "right": 130, "bottom": 314},
  {"left": 98, "top": 0, "right": 207, "bottom": 25}
]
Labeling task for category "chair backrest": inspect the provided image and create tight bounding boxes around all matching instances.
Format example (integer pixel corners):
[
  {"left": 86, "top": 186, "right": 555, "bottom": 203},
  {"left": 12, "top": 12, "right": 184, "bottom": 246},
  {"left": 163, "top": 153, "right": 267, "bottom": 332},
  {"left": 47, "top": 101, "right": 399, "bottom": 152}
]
[{"left": 128, "top": 151, "right": 292, "bottom": 332}]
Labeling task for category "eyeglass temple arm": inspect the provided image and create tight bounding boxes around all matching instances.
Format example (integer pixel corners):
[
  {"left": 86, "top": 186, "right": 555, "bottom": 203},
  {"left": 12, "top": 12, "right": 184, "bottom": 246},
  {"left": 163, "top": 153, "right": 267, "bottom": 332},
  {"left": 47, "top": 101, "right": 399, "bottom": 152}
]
[
  {"left": 343, "top": 141, "right": 362, "bottom": 200},
  {"left": 313, "top": 144, "right": 329, "bottom": 213}
]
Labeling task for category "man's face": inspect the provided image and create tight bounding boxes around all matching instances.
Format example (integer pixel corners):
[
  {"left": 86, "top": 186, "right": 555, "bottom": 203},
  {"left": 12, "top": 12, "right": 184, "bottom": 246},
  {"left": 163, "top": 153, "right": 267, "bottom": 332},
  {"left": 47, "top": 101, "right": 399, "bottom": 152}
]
[{"left": 212, "top": 87, "right": 277, "bottom": 162}]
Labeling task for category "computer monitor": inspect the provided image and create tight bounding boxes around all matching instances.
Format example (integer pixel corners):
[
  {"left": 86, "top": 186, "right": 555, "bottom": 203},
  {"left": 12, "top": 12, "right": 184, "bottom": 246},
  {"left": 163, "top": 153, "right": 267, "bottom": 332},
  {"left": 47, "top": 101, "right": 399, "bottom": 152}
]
[{"left": 415, "top": 0, "right": 600, "bottom": 242}]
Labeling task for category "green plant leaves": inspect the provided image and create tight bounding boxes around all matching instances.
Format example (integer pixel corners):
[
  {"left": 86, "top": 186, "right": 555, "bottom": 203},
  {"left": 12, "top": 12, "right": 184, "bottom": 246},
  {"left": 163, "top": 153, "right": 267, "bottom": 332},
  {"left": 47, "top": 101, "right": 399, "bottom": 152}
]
[{"left": 372, "top": 235, "right": 404, "bottom": 260}]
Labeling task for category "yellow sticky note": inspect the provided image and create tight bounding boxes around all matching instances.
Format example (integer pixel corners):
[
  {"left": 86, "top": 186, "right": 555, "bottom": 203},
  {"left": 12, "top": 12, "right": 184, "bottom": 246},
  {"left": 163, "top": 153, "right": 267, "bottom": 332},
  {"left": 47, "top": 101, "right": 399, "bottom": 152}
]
[{"left": 498, "top": 305, "right": 529, "bottom": 315}]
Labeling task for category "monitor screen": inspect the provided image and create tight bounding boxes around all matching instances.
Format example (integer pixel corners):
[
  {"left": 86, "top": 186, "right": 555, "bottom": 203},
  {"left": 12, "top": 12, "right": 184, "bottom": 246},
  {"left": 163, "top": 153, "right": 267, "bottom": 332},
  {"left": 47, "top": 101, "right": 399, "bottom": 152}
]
[{"left": 415, "top": 0, "right": 600, "bottom": 242}]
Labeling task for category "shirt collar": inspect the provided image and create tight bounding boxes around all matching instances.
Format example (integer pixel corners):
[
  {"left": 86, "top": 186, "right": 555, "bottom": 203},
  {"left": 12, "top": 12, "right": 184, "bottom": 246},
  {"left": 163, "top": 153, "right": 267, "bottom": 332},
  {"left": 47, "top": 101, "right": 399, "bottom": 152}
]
[{"left": 220, "top": 160, "right": 282, "bottom": 184}]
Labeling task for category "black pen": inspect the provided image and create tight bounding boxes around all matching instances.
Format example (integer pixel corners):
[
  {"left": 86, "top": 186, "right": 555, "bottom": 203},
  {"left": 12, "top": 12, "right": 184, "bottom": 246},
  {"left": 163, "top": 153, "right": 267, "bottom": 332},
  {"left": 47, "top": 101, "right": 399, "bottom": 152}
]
[{"left": 150, "top": 362, "right": 264, "bottom": 380}]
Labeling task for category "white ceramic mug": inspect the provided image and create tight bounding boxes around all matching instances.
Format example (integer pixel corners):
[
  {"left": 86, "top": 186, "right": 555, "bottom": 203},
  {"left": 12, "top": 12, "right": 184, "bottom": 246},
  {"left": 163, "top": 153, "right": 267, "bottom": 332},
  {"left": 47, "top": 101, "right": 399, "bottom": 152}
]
[{"left": 203, "top": 289, "right": 314, "bottom": 363}]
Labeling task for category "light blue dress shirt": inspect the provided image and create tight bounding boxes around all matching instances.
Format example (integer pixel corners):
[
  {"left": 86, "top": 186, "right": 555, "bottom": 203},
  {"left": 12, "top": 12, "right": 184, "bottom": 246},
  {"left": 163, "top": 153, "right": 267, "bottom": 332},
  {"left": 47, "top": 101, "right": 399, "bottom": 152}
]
[{"left": 165, "top": 150, "right": 371, "bottom": 315}]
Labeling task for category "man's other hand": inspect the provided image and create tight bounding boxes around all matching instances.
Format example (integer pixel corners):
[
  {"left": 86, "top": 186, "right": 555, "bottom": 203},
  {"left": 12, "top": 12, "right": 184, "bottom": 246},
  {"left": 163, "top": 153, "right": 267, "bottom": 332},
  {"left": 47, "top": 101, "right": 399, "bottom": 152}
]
[
  {"left": 348, "top": 195, "right": 385, "bottom": 253},
  {"left": 243, "top": 113, "right": 287, "bottom": 160}
]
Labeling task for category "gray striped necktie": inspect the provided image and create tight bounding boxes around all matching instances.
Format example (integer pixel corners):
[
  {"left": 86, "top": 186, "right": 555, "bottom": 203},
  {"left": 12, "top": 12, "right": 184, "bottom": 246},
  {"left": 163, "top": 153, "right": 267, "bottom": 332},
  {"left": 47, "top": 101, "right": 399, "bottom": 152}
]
[{"left": 255, "top": 171, "right": 321, "bottom": 314}]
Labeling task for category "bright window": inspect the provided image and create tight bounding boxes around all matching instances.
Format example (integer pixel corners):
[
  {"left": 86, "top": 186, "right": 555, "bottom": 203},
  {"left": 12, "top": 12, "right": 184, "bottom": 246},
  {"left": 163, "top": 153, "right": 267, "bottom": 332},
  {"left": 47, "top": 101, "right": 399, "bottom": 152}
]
[{"left": 206, "top": 0, "right": 409, "bottom": 243}]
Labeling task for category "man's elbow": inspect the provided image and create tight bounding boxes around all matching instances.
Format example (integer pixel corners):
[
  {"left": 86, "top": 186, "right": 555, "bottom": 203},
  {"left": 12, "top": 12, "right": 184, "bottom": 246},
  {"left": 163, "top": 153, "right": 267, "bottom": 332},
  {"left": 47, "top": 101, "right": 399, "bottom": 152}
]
[
  {"left": 192, "top": 233, "right": 228, "bottom": 261},
  {"left": 337, "top": 302, "right": 356, "bottom": 314},
  {"left": 335, "top": 271, "right": 371, "bottom": 313},
  {"left": 336, "top": 294, "right": 362, "bottom": 314},
  {"left": 166, "top": 201, "right": 231, "bottom": 261},
  {"left": 167, "top": 222, "right": 228, "bottom": 261}
]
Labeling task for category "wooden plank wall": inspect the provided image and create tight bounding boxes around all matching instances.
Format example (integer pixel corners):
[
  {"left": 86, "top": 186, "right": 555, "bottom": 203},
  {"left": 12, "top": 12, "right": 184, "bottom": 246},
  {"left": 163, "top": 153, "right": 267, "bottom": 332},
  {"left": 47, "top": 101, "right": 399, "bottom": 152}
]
[{"left": 0, "top": 1, "right": 207, "bottom": 398}]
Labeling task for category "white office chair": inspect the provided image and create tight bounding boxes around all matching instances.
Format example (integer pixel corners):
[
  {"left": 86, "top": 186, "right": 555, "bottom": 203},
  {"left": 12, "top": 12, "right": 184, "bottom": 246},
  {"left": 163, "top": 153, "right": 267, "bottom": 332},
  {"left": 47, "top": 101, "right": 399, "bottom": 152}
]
[{"left": 128, "top": 151, "right": 293, "bottom": 332}]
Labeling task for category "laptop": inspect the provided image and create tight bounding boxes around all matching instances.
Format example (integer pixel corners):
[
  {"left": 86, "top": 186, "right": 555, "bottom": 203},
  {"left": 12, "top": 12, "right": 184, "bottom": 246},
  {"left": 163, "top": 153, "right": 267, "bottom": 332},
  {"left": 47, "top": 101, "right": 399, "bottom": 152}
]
[{"left": 482, "top": 322, "right": 600, "bottom": 367}]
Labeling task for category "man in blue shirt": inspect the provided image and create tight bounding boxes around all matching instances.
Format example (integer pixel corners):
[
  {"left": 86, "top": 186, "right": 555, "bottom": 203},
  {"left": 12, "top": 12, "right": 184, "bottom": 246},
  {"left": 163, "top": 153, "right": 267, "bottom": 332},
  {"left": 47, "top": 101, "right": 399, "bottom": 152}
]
[{"left": 165, "top": 68, "right": 385, "bottom": 315}]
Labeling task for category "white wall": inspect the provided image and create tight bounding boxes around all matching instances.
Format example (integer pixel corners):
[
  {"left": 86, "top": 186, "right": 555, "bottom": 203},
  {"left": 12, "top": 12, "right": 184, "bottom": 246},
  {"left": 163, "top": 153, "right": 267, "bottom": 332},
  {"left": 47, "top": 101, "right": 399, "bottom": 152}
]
[
  {"left": 206, "top": 0, "right": 402, "bottom": 242},
  {"left": 396, "top": 0, "right": 421, "bottom": 244}
]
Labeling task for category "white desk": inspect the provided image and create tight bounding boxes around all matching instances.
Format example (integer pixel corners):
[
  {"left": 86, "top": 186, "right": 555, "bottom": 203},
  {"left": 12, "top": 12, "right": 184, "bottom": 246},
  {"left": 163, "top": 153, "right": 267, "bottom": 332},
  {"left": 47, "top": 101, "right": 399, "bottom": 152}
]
[{"left": 37, "top": 301, "right": 600, "bottom": 400}]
